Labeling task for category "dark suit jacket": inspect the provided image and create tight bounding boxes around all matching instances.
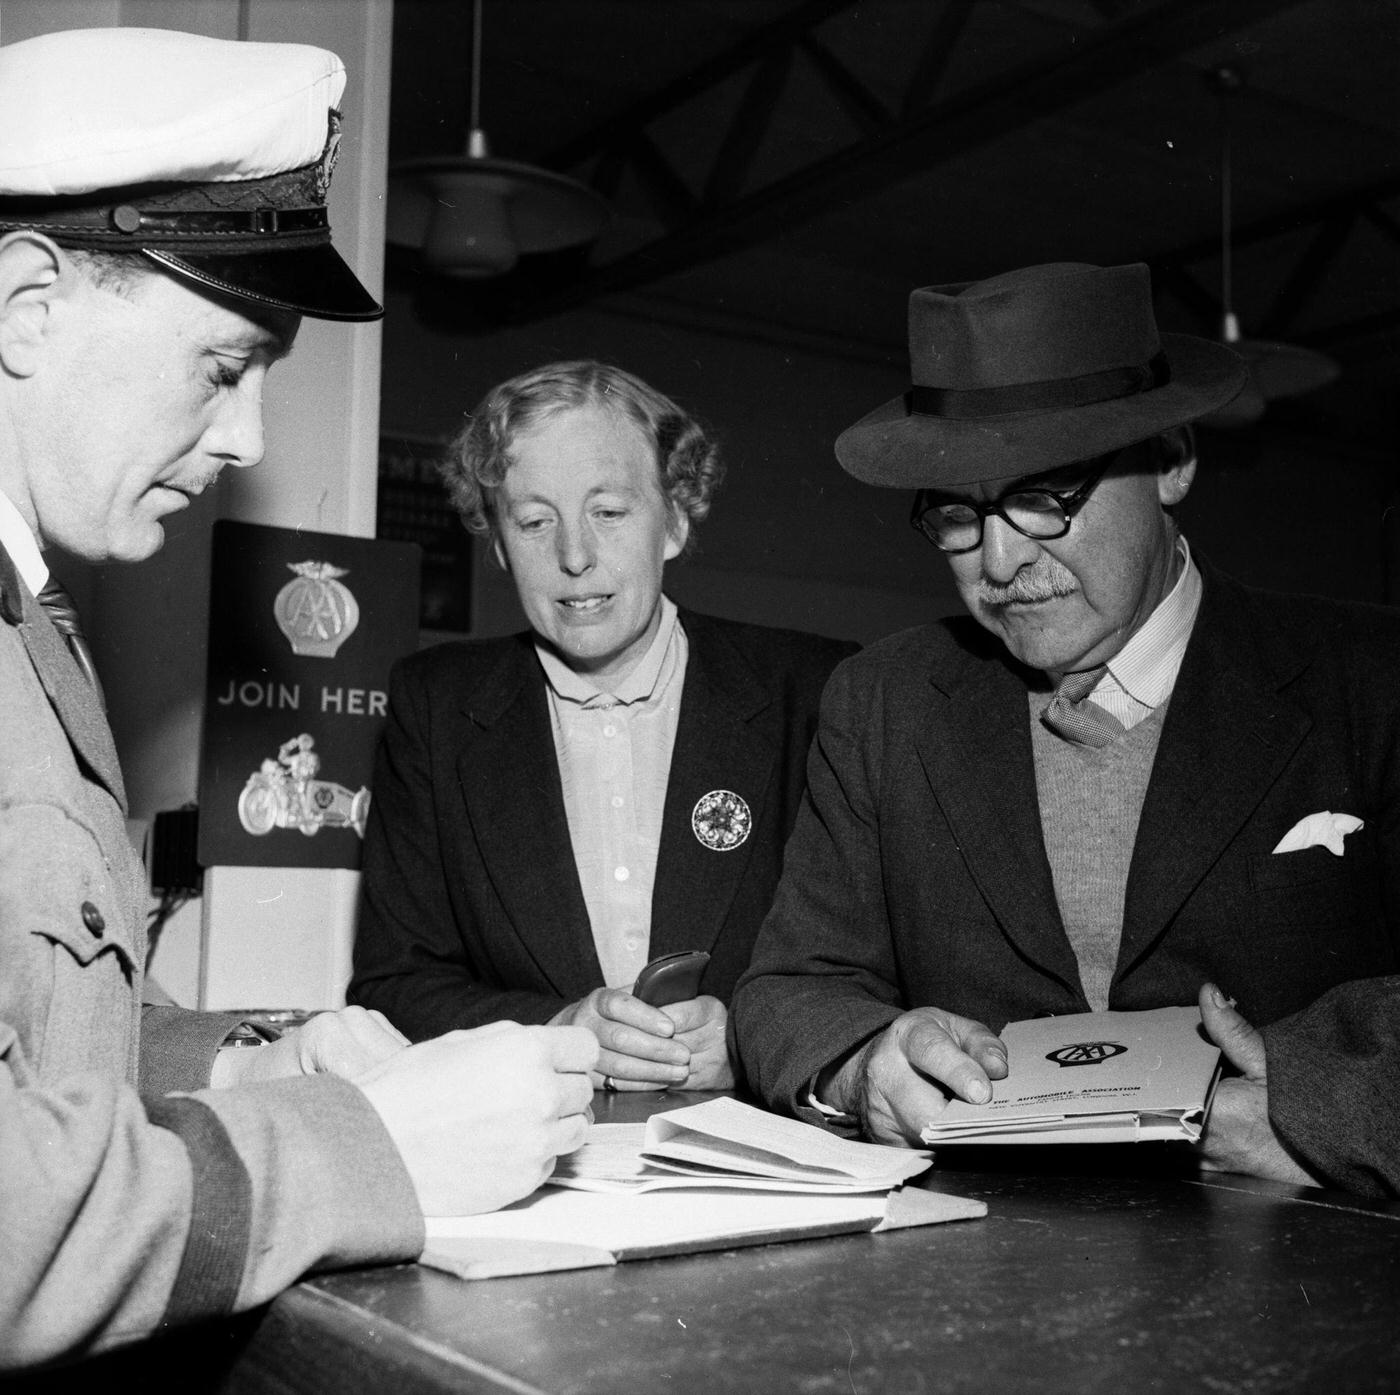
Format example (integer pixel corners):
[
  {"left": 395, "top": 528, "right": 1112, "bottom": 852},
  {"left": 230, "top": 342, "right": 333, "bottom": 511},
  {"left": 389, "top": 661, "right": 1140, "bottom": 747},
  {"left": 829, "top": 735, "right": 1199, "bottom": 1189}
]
[
  {"left": 349, "top": 609, "right": 857, "bottom": 1044},
  {"left": 732, "top": 562, "right": 1400, "bottom": 1198}
]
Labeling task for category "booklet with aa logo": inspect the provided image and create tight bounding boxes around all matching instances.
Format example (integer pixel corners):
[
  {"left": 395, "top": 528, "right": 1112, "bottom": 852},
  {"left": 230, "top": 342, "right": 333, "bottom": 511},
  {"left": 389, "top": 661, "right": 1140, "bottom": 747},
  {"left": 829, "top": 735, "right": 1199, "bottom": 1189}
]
[{"left": 920, "top": 1006, "right": 1222, "bottom": 1146}]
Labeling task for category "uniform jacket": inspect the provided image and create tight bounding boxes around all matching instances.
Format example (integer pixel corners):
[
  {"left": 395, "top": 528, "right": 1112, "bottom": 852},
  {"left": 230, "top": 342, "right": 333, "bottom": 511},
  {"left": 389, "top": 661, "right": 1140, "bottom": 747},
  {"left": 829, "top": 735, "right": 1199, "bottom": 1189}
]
[
  {"left": 733, "top": 562, "right": 1400, "bottom": 1198},
  {"left": 0, "top": 541, "right": 421, "bottom": 1369},
  {"left": 349, "top": 609, "right": 857, "bottom": 1042}
]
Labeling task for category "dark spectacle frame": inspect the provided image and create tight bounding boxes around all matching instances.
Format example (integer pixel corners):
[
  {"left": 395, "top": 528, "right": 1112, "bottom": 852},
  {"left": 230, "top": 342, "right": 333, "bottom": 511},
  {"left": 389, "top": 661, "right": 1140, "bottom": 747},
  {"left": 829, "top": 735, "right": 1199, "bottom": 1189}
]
[{"left": 909, "top": 450, "right": 1121, "bottom": 554}]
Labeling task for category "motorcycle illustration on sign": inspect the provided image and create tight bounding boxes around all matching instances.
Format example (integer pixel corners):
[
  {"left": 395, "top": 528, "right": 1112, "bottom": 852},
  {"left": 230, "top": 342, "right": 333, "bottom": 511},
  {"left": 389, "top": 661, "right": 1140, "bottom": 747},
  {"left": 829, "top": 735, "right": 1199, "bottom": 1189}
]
[{"left": 237, "top": 733, "right": 371, "bottom": 840}]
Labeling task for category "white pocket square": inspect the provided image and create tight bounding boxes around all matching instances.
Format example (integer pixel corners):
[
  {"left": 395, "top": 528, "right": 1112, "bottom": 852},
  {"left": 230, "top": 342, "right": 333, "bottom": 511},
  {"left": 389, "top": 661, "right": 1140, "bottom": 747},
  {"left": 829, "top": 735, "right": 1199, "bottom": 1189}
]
[{"left": 1272, "top": 811, "right": 1364, "bottom": 856}]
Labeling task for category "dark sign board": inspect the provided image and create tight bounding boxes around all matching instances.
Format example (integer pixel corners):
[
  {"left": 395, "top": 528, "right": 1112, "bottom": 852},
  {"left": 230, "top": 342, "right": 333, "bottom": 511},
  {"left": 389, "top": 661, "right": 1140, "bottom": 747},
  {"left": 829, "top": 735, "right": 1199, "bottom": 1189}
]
[
  {"left": 377, "top": 434, "right": 473, "bottom": 633},
  {"left": 198, "top": 520, "right": 420, "bottom": 870}
]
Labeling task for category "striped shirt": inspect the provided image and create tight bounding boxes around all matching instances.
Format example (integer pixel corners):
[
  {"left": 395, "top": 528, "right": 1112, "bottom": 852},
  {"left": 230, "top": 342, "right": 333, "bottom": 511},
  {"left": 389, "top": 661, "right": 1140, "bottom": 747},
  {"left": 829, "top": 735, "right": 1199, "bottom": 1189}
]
[{"left": 1082, "top": 537, "right": 1202, "bottom": 729}]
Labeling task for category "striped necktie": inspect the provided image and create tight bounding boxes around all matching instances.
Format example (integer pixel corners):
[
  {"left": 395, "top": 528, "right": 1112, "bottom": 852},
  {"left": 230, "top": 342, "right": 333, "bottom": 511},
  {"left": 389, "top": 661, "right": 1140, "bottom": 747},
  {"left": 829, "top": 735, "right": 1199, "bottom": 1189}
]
[
  {"left": 1041, "top": 665, "right": 1123, "bottom": 748},
  {"left": 38, "top": 579, "right": 106, "bottom": 709}
]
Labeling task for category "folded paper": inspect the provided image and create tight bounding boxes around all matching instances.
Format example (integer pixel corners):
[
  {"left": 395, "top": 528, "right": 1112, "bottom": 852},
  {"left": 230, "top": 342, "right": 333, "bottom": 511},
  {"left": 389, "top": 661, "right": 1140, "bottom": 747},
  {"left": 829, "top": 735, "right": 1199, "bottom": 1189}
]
[{"left": 421, "top": 1098, "right": 983, "bottom": 1280}]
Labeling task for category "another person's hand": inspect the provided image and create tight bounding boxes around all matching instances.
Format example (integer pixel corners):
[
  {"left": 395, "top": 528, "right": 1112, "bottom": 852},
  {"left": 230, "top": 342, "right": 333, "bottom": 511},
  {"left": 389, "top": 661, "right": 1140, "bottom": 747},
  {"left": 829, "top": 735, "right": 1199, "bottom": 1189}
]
[
  {"left": 1196, "top": 983, "right": 1321, "bottom": 1188},
  {"left": 662, "top": 995, "right": 734, "bottom": 1090},
  {"left": 549, "top": 987, "right": 692, "bottom": 1090},
  {"left": 819, "top": 1006, "right": 1008, "bottom": 1146},
  {"left": 214, "top": 1006, "right": 409, "bottom": 1086},
  {"left": 356, "top": 1021, "right": 597, "bottom": 1216}
]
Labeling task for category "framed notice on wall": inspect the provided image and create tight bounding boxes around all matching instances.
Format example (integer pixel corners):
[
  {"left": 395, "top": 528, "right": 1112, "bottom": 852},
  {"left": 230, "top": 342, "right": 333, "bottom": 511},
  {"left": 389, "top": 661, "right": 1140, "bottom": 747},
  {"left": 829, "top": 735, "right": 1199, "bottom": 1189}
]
[
  {"left": 377, "top": 433, "right": 473, "bottom": 634},
  {"left": 198, "top": 521, "right": 421, "bottom": 871}
]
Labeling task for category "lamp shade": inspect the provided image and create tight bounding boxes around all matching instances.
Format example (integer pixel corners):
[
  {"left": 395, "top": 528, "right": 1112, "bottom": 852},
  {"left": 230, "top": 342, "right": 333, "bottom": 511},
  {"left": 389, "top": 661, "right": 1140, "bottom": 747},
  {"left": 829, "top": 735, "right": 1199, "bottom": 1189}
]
[
  {"left": 387, "top": 154, "right": 610, "bottom": 278},
  {"left": 1196, "top": 313, "right": 1341, "bottom": 429}
]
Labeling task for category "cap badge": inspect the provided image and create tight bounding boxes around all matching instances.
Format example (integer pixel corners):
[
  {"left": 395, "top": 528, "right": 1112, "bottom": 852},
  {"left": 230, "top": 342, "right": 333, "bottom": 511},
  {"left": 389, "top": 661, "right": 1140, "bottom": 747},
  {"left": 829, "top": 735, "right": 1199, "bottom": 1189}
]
[
  {"left": 316, "top": 109, "right": 343, "bottom": 200},
  {"left": 691, "top": 790, "right": 751, "bottom": 852}
]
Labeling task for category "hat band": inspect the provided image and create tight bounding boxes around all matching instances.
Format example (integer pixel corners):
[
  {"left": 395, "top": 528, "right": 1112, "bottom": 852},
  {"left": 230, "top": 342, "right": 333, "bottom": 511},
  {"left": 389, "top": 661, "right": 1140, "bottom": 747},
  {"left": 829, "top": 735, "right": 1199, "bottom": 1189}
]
[
  {"left": 1, "top": 202, "right": 329, "bottom": 251},
  {"left": 909, "top": 352, "right": 1170, "bottom": 420}
]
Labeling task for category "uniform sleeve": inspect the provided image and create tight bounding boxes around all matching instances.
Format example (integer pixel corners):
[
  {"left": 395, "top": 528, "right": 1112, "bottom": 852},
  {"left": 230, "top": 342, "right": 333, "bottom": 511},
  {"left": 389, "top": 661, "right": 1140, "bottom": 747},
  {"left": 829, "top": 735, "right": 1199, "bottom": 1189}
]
[
  {"left": 139, "top": 1003, "right": 246, "bottom": 1095},
  {"left": 0, "top": 1022, "right": 423, "bottom": 1371}
]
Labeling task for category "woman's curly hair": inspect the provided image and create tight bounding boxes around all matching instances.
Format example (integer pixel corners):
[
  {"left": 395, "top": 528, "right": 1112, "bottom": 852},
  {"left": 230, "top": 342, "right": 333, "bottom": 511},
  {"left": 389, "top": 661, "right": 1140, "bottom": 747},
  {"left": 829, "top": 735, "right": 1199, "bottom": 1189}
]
[{"left": 440, "top": 360, "right": 724, "bottom": 555}]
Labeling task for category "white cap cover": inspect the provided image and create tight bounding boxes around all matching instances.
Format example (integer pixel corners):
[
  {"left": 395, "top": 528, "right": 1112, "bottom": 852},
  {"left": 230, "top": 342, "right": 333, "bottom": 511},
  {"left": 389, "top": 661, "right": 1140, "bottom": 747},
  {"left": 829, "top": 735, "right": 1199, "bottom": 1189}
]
[{"left": 0, "top": 27, "right": 346, "bottom": 195}]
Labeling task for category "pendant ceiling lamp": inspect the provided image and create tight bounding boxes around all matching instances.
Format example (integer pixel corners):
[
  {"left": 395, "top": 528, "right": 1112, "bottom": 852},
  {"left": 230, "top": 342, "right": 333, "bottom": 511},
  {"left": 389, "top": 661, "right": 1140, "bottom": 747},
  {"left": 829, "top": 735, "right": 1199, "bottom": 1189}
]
[
  {"left": 1198, "top": 65, "right": 1340, "bottom": 429},
  {"left": 386, "top": 0, "right": 609, "bottom": 278}
]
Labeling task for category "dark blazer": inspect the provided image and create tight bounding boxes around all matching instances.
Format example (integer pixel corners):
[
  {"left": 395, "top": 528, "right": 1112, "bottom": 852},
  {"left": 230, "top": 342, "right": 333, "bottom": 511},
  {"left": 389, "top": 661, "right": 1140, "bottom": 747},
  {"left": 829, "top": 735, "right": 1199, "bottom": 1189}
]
[
  {"left": 349, "top": 609, "right": 857, "bottom": 1041},
  {"left": 733, "top": 562, "right": 1400, "bottom": 1198}
]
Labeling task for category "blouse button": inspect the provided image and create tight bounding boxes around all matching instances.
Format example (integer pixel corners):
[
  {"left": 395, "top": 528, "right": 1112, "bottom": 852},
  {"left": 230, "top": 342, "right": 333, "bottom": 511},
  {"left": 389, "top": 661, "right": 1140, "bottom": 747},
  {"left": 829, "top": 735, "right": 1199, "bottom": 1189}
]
[{"left": 81, "top": 902, "right": 106, "bottom": 936}]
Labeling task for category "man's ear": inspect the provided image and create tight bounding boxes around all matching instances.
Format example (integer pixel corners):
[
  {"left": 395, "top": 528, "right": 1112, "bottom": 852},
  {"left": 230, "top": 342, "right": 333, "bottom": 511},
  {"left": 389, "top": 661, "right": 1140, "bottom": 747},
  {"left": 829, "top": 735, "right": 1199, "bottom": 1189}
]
[
  {"left": 1156, "top": 425, "right": 1197, "bottom": 508},
  {"left": 0, "top": 232, "right": 66, "bottom": 378}
]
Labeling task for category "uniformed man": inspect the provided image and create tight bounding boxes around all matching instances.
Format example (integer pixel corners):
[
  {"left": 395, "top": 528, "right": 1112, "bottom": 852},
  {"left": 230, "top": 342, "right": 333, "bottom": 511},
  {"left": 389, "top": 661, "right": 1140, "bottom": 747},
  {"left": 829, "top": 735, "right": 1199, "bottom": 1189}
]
[{"left": 0, "top": 27, "right": 595, "bottom": 1368}]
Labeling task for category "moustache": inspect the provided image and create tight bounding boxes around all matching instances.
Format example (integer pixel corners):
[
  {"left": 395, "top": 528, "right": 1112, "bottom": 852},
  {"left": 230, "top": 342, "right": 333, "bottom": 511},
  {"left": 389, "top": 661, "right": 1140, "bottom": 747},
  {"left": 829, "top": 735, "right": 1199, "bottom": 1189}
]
[{"left": 975, "top": 562, "right": 1078, "bottom": 607}]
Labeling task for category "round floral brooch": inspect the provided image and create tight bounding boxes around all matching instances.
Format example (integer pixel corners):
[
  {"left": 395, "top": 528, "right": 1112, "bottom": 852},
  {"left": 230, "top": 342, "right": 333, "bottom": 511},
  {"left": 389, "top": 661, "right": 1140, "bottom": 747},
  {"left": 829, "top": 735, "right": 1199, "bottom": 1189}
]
[{"left": 691, "top": 790, "right": 752, "bottom": 851}]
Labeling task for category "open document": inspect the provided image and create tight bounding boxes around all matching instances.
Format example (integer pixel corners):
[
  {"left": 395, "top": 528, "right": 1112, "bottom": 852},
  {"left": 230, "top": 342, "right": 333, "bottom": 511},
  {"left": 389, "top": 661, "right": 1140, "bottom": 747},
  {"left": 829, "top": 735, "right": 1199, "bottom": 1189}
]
[
  {"left": 421, "top": 1098, "right": 984, "bottom": 1280},
  {"left": 920, "top": 1005, "right": 1222, "bottom": 1147}
]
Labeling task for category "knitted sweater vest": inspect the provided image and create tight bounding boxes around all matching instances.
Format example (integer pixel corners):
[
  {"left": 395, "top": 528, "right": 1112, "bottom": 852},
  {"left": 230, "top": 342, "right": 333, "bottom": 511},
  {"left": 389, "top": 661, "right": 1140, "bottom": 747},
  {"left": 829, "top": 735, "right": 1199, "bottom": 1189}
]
[{"left": 1030, "top": 696, "right": 1169, "bottom": 1009}]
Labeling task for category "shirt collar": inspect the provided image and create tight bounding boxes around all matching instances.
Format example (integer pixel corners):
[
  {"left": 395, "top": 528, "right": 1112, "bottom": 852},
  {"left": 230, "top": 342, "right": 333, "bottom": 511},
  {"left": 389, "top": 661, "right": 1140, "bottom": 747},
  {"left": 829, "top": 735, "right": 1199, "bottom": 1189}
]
[
  {"left": 536, "top": 595, "right": 679, "bottom": 707},
  {"left": 1100, "top": 536, "right": 1201, "bottom": 708},
  {"left": 0, "top": 488, "right": 47, "bottom": 596}
]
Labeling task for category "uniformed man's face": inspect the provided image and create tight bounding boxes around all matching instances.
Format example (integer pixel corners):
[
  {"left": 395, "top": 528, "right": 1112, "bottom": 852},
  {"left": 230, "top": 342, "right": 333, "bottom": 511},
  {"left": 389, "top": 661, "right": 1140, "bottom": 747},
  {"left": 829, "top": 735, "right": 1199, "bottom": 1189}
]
[
  {"left": 25, "top": 264, "right": 297, "bottom": 562},
  {"left": 939, "top": 439, "right": 1195, "bottom": 674},
  {"left": 492, "top": 403, "right": 687, "bottom": 684}
]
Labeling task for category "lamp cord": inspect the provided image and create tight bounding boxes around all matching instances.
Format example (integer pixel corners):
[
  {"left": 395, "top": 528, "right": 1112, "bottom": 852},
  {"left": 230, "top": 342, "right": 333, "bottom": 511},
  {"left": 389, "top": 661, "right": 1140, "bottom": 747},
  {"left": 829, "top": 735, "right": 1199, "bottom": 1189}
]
[
  {"left": 470, "top": 0, "right": 483, "bottom": 134},
  {"left": 1220, "top": 91, "right": 1233, "bottom": 330}
]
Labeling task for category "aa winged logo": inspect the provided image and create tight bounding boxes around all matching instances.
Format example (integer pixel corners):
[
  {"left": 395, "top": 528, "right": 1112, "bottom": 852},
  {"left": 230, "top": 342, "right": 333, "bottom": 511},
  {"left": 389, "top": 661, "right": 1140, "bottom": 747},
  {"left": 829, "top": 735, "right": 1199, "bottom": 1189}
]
[{"left": 1046, "top": 1040, "right": 1127, "bottom": 1068}]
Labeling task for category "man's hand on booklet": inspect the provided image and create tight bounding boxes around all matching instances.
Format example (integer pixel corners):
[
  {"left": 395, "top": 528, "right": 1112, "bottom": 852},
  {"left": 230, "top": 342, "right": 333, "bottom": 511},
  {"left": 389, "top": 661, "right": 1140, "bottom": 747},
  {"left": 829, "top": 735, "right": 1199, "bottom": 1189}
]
[
  {"left": 1196, "top": 983, "right": 1322, "bottom": 1188},
  {"left": 817, "top": 1006, "right": 1010, "bottom": 1146},
  {"left": 918, "top": 1007, "right": 1221, "bottom": 1146}
]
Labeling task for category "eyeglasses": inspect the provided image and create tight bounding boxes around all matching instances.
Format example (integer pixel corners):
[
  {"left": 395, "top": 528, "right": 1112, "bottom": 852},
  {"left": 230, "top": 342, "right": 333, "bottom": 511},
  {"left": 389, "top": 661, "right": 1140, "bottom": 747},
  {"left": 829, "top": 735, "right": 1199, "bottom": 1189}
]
[{"left": 909, "top": 451, "right": 1119, "bottom": 554}]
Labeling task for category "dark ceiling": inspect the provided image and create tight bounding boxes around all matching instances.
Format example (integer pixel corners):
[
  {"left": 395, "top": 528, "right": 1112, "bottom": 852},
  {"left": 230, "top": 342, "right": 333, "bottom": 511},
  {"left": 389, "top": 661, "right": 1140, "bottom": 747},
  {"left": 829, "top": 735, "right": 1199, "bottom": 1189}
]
[{"left": 386, "top": 0, "right": 1400, "bottom": 449}]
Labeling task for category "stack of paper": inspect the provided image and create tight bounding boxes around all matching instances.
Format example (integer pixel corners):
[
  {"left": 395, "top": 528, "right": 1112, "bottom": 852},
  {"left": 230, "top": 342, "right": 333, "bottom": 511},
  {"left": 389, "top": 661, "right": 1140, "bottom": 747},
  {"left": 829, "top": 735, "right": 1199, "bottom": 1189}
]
[
  {"left": 555, "top": 1095, "right": 934, "bottom": 1194},
  {"left": 421, "top": 1098, "right": 984, "bottom": 1280},
  {"left": 920, "top": 1005, "right": 1222, "bottom": 1147}
]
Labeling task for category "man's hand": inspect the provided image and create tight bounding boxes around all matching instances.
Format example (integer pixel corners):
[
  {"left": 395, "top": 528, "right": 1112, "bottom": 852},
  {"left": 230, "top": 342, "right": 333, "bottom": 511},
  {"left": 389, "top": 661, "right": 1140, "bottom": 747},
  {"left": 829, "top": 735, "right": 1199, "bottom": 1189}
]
[
  {"left": 821, "top": 1006, "right": 1008, "bottom": 1145},
  {"left": 1197, "top": 983, "right": 1321, "bottom": 1187},
  {"left": 214, "top": 1006, "right": 409, "bottom": 1087},
  {"left": 549, "top": 987, "right": 691, "bottom": 1090},
  {"left": 356, "top": 1021, "right": 598, "bottom": 1216},
  {"left": 662, "top": 996, "right": 734, "bottom": 1090}
]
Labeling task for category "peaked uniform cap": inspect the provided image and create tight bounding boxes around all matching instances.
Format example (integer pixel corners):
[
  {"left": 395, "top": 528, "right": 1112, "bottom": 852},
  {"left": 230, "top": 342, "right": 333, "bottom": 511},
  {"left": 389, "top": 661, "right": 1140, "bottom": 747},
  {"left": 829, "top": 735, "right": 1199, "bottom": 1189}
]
[
  {"left": 0, "top": 27, "right": 381, "bottom": 321},
  {"left": 835, "top": 262, "right": 1247, "bottom": 487}
]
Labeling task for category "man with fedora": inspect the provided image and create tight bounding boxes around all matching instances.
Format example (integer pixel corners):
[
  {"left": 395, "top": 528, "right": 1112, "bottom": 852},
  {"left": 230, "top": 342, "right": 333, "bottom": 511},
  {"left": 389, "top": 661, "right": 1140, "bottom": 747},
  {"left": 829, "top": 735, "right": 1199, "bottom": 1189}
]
[
  {"left": 732, "top": 261, "right": 1399, "bottom": 1197},
  {"left": 0, "top": 28, "right": 594, "bottom": 1367}
]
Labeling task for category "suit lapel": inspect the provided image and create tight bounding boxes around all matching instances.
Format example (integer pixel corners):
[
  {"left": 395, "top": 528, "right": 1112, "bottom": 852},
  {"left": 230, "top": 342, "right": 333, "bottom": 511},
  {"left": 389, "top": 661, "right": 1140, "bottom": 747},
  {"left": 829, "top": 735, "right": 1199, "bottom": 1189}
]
[
  {"left": 911, "top": 634, "right": 1082, "bottom": 994},
  {"left": 1119, "top": 568, "right": 1311, "bottom": 974},
  {"left": 2, "top": 546, "right": 125, "bottom": 808},
  {"left": 649, "top": 617, "right": 777, "bottom": 961},
  {"left": 454, "top": 643, "right": 601, "bottom": 994}
]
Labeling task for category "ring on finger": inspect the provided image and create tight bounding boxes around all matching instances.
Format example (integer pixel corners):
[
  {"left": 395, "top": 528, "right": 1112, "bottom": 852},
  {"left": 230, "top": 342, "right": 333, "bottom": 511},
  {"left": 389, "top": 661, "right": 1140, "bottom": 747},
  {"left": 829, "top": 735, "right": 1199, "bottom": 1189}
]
[{"left": 602, "top": 1074, "right": 618, "bottom": 1093}]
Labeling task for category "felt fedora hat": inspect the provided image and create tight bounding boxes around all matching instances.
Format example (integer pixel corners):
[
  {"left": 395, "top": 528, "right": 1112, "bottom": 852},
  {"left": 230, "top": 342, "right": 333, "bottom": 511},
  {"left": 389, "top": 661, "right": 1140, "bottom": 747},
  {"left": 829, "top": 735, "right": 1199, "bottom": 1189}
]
[
  {"left": 0, "top": 27, "right": 381, "bottom": 322},
  {"left": 835, "top": 262, "right": 1247, "bottom": 488}
]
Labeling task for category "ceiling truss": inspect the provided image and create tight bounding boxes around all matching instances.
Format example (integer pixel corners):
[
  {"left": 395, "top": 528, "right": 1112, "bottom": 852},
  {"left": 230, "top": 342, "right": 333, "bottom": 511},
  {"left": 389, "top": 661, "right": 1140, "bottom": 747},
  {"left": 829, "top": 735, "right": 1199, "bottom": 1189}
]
[{"left": 463, "top": 0, "right": 1392, "bottom": 352}]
